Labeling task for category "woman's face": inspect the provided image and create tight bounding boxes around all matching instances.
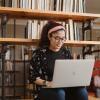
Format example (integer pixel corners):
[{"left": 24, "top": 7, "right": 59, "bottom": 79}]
[{"left": 48, "top": 30, "right": 65, "bottom": 52}]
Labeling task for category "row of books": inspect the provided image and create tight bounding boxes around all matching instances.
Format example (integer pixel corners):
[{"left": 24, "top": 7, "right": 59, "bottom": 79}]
[
  {"left": 0, "top": 56, "right": 13, "bottom": 71},
  {"left": 2, "top": 0, "right": 85, "bottom": 12},
  {"left": 4, "top": 0, "right": 54, "bottom": 10},
  {"left": 25, "top": 0, "right": 85, "bottom": 40},
  {"left": 1, "top": 0, "right": 85, "bottom": 40},
  {"left": 26, "top": 20, "right": 82, "bottom": 40}
]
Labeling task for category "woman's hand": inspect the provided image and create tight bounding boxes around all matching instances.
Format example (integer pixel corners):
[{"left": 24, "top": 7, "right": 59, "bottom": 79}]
[
  {"left": 35, "top": 77, "right": 53, "bottom": 87},
  {"left": 46, "top": 81, "right": 53, "bottom": 88}
]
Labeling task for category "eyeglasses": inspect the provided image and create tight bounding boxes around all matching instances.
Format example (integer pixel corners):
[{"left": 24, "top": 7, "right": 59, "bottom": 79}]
[{"left": 52, "top": 36, "right": 66, "bottom": 42}]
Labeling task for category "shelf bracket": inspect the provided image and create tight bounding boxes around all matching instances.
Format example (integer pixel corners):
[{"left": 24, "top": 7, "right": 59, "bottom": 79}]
[{"left": 82, "top": 20, "right": 94, "bottom": 58}]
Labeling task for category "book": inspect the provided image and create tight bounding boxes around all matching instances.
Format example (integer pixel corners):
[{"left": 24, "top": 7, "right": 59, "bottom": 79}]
[
  {"left": 65, "top": 23, "right": 70, "bottom": 40},
  {"left": 5, "top": 49, "right": 10, "bottom": 60},
  {"left": 6, "top": 61, "right": 13, "bottom": 71},
  {"left": 27, "top": 20, "right": 32, "bottom": 39},
  {"left": 68, "top": 19, "right": 74, "bottom": 40},
  {"left": 12, "top": 0, "right": 17, "bottom": 8}
]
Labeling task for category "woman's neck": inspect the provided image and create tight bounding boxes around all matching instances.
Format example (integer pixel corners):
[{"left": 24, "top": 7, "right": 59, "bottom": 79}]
[{"left": 49, "top": 46, "right": 60, "bottom": 52}]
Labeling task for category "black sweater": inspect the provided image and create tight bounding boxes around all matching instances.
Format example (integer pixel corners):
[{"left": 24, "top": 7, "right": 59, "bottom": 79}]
[{"left": 29, "top": 47, "right": 72, "bottom": 83}]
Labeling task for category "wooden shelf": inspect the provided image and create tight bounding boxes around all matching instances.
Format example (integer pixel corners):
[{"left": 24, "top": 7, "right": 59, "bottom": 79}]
[
  {"left": 64, "top": 40, "right": 100, "bottom": 46},
  {"left": 0, "top": 84, "right": 24, "bottom": 87},
  {"left": 5, "top": 59, "right": 30, "bottom": 62},
  {"left": 0, "top": 38, "right": 100, "bottom": 46},
  {"left": 0, "top": 7, "right": 100, "bottom": 46},
  {"left": 0, "top": 70, "right": 20, "bottom": 73},
  {"left": 0, "top": 7, "right": 100, "bottom": 21},
  {"left": 0, "top": 83, "right": 33, "bottom": 88},
  {"left": 0, "top": 95, "right": 21, "bottom": 98},
  {"left": 0, "top": 38, "right": 38, "bottom": 45}
]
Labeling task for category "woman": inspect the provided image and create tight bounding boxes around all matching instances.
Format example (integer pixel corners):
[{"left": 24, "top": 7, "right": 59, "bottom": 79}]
[{"left": 29, "top": 21, "right": 88, "bottom": 100}]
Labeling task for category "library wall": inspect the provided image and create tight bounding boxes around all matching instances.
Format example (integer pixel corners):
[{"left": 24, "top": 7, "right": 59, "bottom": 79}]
[{"left": 0, "top": 0, "right": 100, "bottom": 99}]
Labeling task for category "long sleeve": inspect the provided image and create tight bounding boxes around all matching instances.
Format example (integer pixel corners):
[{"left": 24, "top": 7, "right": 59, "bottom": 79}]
[
  {"left": 66, "top": 49, "right": 72, "bottom": 59},
  {"left": 29, "top": 50, "right": 41, "bottom": 83},
  {"left": 63, "top": 47, "right": 72, "bottom": 59}
]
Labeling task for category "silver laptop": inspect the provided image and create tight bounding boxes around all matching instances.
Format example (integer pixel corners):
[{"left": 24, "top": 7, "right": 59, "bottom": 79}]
[{"left": 51, "top": 59, "right": 95, "bottom": 88}]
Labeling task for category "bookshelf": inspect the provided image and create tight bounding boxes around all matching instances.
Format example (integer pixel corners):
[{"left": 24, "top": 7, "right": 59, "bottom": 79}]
[
  {"left": 0, "top": 7, "right": 100, "bottom": 21},
  {"left": 0, "top": 2, "right": 100, "bottom": 99},
  {"left": 0, "top": 7, "right": 100, "bottom": 46},
  {"left": 0, "top": 58, "right": 29, "bottom": 99},
  {"left": 0, "top": 38, "right": 100, "bottom": 46},
  {"left": 0, "top": 38, "right": 38, "bottom": 45}
]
